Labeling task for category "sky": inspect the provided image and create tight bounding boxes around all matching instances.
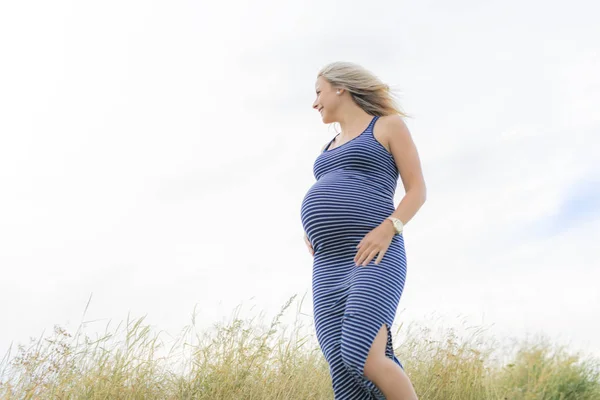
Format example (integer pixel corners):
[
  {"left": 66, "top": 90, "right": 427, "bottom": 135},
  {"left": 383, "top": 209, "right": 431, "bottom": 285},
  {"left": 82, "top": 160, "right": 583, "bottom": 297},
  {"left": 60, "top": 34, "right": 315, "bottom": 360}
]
[{"left": 1, "top": 0, "right": 599, "bottom": 363}]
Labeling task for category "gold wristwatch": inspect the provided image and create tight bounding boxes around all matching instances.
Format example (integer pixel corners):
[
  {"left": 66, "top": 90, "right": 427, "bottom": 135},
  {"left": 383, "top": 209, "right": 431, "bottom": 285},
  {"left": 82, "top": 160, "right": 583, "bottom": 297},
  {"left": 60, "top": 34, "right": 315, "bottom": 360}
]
[{"left": 386, "top": 217, "right": 404, "bottom": 235}]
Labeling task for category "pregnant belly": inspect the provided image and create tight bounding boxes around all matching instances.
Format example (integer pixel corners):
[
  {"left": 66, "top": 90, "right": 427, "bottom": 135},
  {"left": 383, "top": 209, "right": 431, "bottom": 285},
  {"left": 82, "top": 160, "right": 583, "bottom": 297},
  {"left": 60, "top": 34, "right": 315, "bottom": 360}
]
[{"left": 300, "top": 172, "right": 394, "bottom": 251}]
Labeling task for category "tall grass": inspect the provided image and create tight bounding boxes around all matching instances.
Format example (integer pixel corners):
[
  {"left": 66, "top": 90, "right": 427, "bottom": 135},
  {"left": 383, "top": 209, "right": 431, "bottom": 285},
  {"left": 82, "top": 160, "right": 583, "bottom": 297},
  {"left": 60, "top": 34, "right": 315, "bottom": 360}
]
[{"left": 1, "top": 294, "right": 598, "bottom": 399}]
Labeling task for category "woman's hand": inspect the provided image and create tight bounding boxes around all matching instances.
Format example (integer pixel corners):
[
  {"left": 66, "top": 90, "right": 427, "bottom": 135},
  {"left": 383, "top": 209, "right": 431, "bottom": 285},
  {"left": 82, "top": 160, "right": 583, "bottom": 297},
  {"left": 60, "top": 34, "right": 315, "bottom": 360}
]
[
  {"left": 354, "top": 221, "right": 396, "bottom": 266},
  {"left": 304, "top": 233, "right": 314, "bottom": 256}
]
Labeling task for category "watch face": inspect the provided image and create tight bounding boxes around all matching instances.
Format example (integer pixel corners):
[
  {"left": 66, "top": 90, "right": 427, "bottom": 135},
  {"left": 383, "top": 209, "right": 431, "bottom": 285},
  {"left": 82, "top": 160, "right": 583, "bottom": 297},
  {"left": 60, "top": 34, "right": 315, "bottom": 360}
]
[{"left": 394, "top": 221, "right": 403, "bottom": 232}]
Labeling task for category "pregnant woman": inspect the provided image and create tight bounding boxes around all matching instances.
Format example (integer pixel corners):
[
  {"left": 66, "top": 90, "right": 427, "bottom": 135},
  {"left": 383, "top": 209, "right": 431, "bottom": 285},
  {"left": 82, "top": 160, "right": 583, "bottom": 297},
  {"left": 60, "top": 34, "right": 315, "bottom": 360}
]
[{"left": 300, "top": 62, "right": 426, "bottom": 399}]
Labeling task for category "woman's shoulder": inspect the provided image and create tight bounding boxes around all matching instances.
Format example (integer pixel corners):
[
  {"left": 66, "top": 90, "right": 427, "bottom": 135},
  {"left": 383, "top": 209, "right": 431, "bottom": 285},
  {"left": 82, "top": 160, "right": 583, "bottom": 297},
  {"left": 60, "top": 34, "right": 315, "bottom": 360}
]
[
  {"left": 376, "top": 114, "right": 408, "bottom": 132},
  {"left": 373, "top": 114, "right": 409, "bottom": 152}
]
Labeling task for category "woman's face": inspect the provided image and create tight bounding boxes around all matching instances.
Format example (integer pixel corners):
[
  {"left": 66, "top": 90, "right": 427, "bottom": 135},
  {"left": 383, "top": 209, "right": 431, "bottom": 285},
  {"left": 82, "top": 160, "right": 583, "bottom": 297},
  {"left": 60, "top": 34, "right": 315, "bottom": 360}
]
[{"left": 312, "top": 76, "right": 340, "bottom": 123}]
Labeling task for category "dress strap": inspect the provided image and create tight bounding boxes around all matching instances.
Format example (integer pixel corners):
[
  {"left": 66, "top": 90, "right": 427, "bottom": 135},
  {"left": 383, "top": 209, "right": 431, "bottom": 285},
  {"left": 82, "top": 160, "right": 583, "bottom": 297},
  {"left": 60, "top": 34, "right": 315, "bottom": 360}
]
[
  {"left": 367, "top": 115, "right": 379, "bottom": 132},
  {"left": 322, "top": 115, "right": 378, "bottom": 153},
  {"left": 323, "top": 136, "right": 337, "bottom": 153}
]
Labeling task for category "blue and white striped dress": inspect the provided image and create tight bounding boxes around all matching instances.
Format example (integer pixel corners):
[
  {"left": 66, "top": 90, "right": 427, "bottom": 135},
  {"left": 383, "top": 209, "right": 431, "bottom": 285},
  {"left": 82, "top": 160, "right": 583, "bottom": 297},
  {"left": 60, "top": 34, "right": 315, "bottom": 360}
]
[{"left": 300, "top": 115, "right": 408, "bottom": 399}]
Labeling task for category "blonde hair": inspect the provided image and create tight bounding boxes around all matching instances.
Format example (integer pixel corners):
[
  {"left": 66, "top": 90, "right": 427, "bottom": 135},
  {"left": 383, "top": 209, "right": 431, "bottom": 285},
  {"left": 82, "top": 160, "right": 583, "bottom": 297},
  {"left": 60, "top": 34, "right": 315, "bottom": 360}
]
[{"left": 318, "top": 61, "right": 410, "bottom": 119}]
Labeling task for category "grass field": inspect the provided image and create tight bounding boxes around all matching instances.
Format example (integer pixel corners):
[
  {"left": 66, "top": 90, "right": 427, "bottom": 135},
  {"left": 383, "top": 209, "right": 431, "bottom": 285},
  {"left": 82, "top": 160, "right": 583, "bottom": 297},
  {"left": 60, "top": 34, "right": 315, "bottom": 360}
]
[{"left": 1, "top": 295, "right": 598, "bottom": 399}]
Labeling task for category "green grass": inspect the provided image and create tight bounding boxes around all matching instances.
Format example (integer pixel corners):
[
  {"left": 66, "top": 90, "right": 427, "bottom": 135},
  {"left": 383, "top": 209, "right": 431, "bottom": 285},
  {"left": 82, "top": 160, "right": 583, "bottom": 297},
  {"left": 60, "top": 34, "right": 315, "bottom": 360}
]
[{"left": 1, "top": 294, "right": 598, "bottom": 399}]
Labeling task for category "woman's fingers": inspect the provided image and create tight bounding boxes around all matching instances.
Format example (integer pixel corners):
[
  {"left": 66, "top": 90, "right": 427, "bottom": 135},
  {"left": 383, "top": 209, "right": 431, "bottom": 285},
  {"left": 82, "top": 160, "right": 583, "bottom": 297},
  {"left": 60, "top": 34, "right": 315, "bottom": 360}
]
[
  {"left": 374, "top": 243, "right": 390, "bottom": 265},
  {"left": 361, "top": 248, "right": 380, "bottom": 266},
  {"left": 304, "top": 234, "right": 314, "bottom": 256},
  {"left": 356, "top": 243, "right": 385, "bottom": 266},
  {"left": 355, "top": 244, "right": 374, "bottom": 266}
]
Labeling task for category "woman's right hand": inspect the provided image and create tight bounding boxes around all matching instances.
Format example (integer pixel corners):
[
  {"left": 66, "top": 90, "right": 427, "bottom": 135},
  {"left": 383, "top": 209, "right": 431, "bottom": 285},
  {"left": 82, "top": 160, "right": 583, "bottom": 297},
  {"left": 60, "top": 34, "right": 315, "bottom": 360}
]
[{"left": 304, "top": 233, "right": 314, "bottom": 256}]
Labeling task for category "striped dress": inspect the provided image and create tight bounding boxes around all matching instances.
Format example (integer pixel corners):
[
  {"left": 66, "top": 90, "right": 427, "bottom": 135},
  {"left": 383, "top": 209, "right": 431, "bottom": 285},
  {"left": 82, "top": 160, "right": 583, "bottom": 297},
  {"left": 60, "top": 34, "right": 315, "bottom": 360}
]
[{"left": 300, "top": 115, "right": 408, "bottom": 399}]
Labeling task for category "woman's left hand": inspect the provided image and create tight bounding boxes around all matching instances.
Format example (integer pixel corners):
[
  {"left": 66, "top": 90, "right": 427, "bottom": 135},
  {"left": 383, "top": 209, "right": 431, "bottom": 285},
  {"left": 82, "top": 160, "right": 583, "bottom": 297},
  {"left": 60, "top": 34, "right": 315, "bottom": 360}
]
[{"left": 354, "top": 221, "right": 396, "bottom": 266}]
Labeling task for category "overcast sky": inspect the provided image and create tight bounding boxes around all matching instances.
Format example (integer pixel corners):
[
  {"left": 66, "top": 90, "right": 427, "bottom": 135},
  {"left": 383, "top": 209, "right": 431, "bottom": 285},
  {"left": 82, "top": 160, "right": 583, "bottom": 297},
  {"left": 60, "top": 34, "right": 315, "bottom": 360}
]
[{"left": 1, "top": 0, "right": 599, "bottom": 362}]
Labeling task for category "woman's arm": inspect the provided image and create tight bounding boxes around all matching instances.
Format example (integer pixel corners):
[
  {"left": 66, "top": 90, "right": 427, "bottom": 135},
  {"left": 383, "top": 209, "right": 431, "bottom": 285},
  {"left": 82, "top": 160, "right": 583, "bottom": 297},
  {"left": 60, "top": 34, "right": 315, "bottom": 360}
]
[
  {"left": 379, "top": 115, "right": 427, "bottom": 231},
  {"left": 354, "top": 115, "right": 427, "bottom": 266}
]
